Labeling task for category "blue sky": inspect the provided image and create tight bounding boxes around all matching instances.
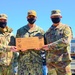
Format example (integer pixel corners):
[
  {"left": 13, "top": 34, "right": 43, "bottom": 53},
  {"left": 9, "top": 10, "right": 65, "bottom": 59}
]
[{"left": 0, "top": 0, "right": 75, "bottom": 38}]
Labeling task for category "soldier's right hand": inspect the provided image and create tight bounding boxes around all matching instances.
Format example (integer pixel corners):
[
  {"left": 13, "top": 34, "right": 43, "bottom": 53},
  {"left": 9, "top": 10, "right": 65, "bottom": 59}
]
[{"left": 10, "top": 46, "right": 18, "bottom": 52}]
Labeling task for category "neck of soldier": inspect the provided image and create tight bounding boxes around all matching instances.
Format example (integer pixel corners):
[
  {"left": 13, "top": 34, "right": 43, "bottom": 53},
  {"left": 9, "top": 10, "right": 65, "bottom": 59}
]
[
  {"left": 0, "top": 26, "right": 7, "bottom": 33},
  {"left": 28, "top": 23, "right": 35, "bottom": 29},
  {"left": 53, "top": 22, "right": 61, "bottom": 27}
]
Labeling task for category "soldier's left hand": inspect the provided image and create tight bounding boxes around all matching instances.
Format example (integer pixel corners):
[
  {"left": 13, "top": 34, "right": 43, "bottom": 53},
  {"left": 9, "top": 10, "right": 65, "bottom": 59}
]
[{"left": 41, "top": 45, "right": 50, "bottom": 50}]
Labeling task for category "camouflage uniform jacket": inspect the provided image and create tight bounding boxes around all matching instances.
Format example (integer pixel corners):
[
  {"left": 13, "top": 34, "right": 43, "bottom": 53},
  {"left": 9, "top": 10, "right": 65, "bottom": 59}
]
[
  {"left": 0, "top": 26, "right": 15, "bottom": 66},
  {"left": 16, "top": 24, "right": 44, "bottom": 75},
  {"left": 45, "top": 23, "right": 73, "bottom": 63}
]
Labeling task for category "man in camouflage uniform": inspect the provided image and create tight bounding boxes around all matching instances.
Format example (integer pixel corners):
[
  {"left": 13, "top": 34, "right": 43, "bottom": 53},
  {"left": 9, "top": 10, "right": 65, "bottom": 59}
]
[
  {"left": 42, "top": 10, "right": 73, "bottom": 75},
  {"left": 16, "top": 10, "right": 44, "bottom": 75},
  {"left": 0, "top": 14, "right": 16, "bottom": 75}
]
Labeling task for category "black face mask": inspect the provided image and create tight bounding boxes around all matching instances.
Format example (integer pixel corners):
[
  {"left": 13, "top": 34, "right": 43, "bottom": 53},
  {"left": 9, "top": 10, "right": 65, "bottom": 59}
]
[
  {"left": 51, "top": 17, "right": 61, "bottom": 23},
  {"left": 0, "top": 22, "right": 7, "bottom": 28},
  {"left": 27, "top": 18, "right": 36, "bottom": 24}
]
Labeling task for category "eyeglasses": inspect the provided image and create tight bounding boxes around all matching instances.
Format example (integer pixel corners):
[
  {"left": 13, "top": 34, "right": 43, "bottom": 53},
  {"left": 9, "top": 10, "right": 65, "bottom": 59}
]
[{"left": 0, "top": 19, "right": 7, "bottom": 22}]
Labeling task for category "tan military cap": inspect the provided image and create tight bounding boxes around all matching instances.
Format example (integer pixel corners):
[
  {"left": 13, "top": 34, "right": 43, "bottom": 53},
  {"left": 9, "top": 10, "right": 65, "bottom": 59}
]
[
  {"left": 27, "top": 10, "right": 37, "bottom": 17},
  {"left": 51, "top": 10, "right": 61, "bottom": 16},
  {"left": 0, "top": 14, "right": 7, "bottom": 19}
]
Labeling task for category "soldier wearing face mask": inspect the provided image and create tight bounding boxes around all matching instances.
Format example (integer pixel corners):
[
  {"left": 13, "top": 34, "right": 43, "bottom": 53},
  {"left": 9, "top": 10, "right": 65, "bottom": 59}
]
[
  {"left": 42, "top": 10, "right": 73, "bottom": 75},
  {"left": 16, "top": 10, "right": 44, "bottom": 75},
  {"left": 0, "top": 14, "right": 16, "bottom": 75}
]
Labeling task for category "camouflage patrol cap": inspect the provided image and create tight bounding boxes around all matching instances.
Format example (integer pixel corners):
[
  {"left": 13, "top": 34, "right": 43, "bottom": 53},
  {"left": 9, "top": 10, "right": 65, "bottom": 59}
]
[
  {"left": 27, "top": 10, "right": 37, "bottom": 17},
  {"left": 51, "top": 10, "right": 61, "bottom": 16},
  {"left": 0, "top": 14, "right": 7, "bottom": 19}
]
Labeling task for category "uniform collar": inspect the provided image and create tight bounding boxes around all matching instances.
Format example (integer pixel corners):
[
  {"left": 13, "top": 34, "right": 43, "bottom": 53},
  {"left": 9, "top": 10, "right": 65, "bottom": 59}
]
[{"left": 51, "top": 22, "right": 63, "bottom": 29}]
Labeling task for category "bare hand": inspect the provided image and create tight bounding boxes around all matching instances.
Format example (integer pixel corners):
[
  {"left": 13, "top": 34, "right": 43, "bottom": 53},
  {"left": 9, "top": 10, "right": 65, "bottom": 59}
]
[
  {"left": 41, "top": 45, "right": 49, "bottom": 50},
  {"left": 10, "top": 46, "right": 18, "bottom": 52}
]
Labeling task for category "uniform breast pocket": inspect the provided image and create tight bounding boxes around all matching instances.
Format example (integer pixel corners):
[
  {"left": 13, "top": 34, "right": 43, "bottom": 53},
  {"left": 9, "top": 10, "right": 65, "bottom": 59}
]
[{"left": 55, "top": 29, "right": 64, "bottom": 39}]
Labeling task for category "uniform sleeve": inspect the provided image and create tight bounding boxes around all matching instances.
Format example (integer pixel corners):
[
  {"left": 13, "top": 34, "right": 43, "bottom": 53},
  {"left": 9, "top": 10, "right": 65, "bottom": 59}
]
[
  {"left": 48, "top": 26, "right": 73, "bottom": 50},
  {"left": 40, "top": 29, "right": 45, "bottom": 36},
  {"left": 0, "top": 33, "right": 15, "bottom": 52},
  {"left": 16, "top": 29, "right": 21, "bottom": 38},
  {"left": 38, "top": 26, "right": 45, "bottom": 36},
  {"left": 0, "top": 44, "right": 9, "bottom": 52}
]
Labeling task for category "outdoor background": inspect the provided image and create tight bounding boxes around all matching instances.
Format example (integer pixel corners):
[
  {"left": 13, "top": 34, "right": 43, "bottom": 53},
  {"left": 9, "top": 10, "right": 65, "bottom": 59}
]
[{"left": 0, "top": 0, "right": 75, "bottom": 37}]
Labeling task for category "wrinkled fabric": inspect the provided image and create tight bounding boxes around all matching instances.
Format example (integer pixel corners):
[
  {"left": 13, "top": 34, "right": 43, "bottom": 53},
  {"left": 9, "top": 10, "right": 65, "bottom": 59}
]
[
  {"left": 0, "top": 65, "right": 13, "bottom": 75},
  {"left": 16, "top": 24, "right": 44, "bottom": 75},
  {"left": 45, "top": 23, "right": 73, "bottom": 75}
]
